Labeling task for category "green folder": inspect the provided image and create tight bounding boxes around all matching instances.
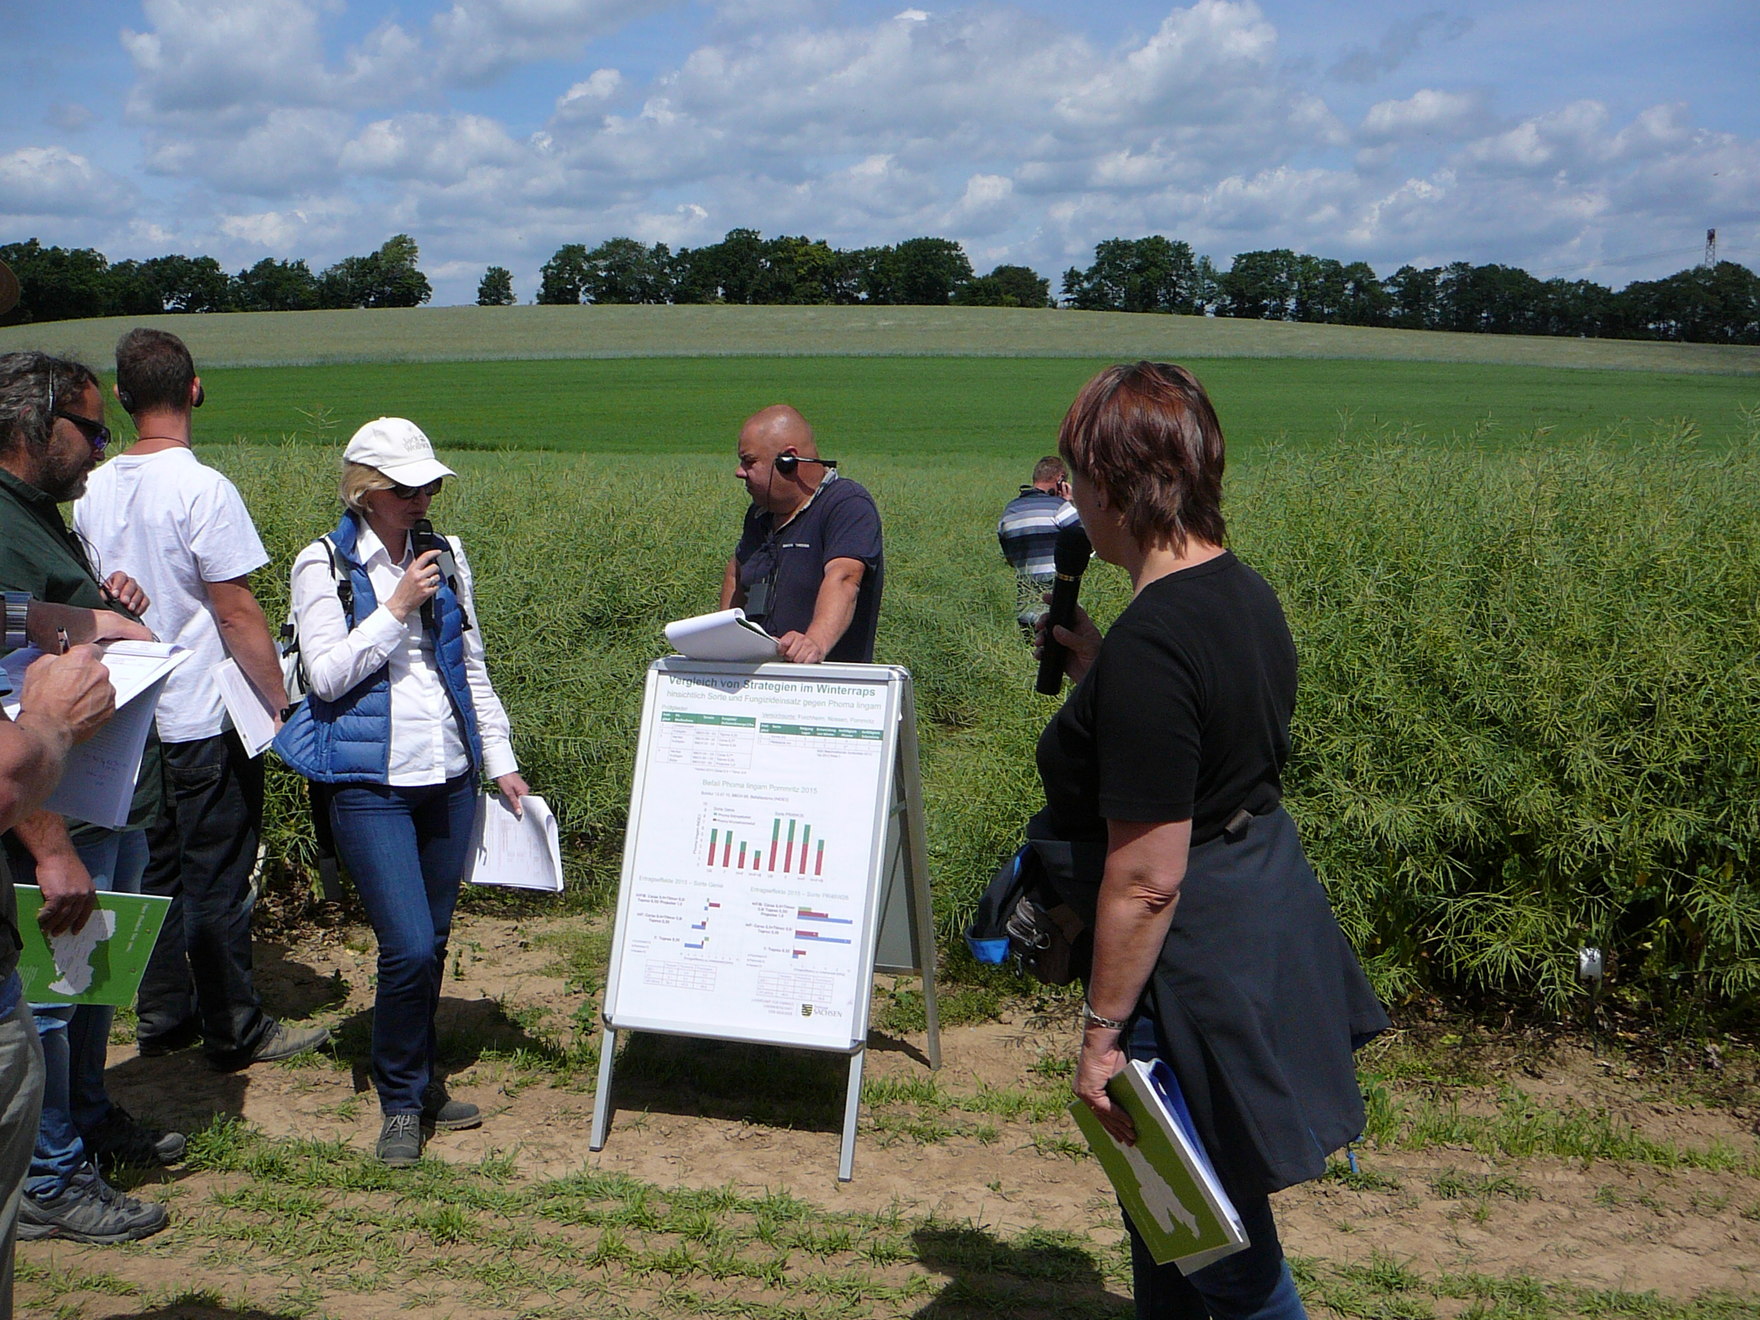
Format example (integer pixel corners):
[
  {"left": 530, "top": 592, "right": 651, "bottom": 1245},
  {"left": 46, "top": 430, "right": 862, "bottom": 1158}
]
[
  {"left": 13, "top": 886, "right": 170, "bottom": 1006},
  {"left": 1069, "top": 1058, "right": 1249, "bottom": 1271}
]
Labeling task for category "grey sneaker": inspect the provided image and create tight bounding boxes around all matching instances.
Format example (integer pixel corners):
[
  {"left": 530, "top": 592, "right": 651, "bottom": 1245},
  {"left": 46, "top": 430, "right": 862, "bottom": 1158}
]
[
  {"left": 18, "top": 1165, "right": 168, "bottom": 1244},
  {"left": 422, "top": 1082, "right": 482, "bottom": 1132},
  {"left": 210, "top": 1019, "right": 331, "bottom": 1071},
  {"left": 82, "top": 1105, "right": 186, "bottom": 1171},
  {"left": 376, "top": 1113, "right": 423, "bottom": 1167}
]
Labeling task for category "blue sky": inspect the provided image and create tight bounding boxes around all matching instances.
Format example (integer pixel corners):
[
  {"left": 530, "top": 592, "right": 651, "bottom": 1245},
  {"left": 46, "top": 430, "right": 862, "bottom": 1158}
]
[{"left": 5, "top": 0, "right": 1755, "bottom": 306}]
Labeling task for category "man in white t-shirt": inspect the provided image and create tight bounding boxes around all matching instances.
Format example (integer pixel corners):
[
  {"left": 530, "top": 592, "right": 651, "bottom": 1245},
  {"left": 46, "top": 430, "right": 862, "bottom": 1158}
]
[{"left": 73, "top": 329, "right": 329, "bottom": 1071}]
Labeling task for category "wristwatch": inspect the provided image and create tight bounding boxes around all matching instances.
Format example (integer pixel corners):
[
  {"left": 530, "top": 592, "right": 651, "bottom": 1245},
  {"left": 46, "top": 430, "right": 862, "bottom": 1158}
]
[
  {"left": 1081, "top": 1001, "right": 1130, "bottom": 1031},
  {"left": 2, "top": 592, "right": 29, "bottom": 651}
]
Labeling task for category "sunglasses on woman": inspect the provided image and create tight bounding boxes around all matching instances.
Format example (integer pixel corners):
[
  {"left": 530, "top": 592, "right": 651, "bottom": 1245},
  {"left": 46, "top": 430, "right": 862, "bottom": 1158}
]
[{"left": 390, "top": 478, "right": 443, "bottom": 499}]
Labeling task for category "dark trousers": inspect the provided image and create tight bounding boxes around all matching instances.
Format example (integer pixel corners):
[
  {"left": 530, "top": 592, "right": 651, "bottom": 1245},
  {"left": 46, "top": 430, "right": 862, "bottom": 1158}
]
[
  {"left": 137, "top": 731, "right": 270, "bottom": 1062},
  {"left": 1124, "top": 1016, "right": 1308, "bottom": 1320},
  {"left": 327, "top": 775, "right": 477, "bottom": 1115}
]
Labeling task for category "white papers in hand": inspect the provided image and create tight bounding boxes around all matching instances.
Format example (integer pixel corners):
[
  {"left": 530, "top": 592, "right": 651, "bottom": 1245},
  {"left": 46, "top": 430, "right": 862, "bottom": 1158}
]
[
  {"left": 1, "top": 641, "right": 189, "bottom": 830},
  {"left": 466, "top": 792, "right": 564, "bottom": 892},
  {"left": 664, "top": 608, "right": 780, "bottom": 662},
  {"left": 213, "top": 657, "right": 278, "bottom": 757}
]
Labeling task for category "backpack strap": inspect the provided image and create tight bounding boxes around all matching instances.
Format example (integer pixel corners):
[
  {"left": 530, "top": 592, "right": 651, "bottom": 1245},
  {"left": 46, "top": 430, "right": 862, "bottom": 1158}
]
[{"left": 319, "top": 535, "right": 355, "bottom": 625}]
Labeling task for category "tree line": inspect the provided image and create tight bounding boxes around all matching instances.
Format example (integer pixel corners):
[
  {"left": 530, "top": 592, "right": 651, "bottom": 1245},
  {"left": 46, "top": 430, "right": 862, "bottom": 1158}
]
[
  {"left": 0, "top": 234, "right": 432, "bottom": 322},
  {"left": 1058, "top": 236, "right": 1760, "bottom": 345},
  {"left": 5, "top": 227, "right": 1757, "bottom": 345}
]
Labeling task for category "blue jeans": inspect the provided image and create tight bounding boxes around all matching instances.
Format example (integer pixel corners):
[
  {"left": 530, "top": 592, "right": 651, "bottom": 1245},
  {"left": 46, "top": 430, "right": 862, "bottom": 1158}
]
[
  {"left": 1125, "top": 1016, "right": 1307, "bottom": 1320},
  {"left": 25, "top": 829, "right": 149, "bottom": 1198},
  {"left": 327, "top": 776, "right": 476, "bottom": 1115},
  {"left": 137, "top": 731, "right": 271, "bottom": 1061}
]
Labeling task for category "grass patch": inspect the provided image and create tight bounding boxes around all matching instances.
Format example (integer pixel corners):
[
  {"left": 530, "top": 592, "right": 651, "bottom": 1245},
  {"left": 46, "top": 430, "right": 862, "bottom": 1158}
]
[{"left": 1365, "top": 1083, "right": 1760, "bottom": 1173}]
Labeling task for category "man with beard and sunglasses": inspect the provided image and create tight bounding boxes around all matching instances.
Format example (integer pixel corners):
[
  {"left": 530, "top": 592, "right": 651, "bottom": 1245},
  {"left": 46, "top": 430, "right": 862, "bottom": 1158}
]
[
  {"left": 0, "top": 352, "right": 176, "bottom": 1247},
  {"left": 75, "top": 330, "right": 328, "bottom": 1079}
]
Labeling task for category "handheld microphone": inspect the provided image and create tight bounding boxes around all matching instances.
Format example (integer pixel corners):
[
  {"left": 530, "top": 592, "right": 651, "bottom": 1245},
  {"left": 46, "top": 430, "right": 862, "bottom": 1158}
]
[
  {"left": 410, "top": 518, "right": 456, "bottom": 632},
  {"left": 1035, "top": 523, "right": 1093, "bottom": 696}
]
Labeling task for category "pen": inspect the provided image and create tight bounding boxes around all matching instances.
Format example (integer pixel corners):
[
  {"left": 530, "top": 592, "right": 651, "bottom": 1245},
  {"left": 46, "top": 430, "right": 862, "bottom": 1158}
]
[{"left": 56, "top": 627, "right": 70, "bottom": 655}]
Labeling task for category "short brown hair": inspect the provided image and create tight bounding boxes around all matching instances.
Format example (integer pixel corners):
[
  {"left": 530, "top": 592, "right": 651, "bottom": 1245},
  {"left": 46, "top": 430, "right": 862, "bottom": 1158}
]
[
  {"left": 1058, "top": 361, "right": 1226, "bottom": 553},
  {"left": 339, "top": 460, "right": 395, "bottom": 512},
  {"left": 115, "top": 328, "right": 195, "bottom": 414},
  {"left": 1031, "top": 455, "right": 1066, "bottom": 485}
]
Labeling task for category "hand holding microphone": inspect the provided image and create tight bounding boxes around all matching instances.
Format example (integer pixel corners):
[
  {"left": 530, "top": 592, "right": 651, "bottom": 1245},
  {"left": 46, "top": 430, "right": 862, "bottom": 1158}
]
[
  {"left": 1035, "top": 524, "right": 1096, "bottom": 695},
  {"left": 411, "top": 518, "right": 458, "bottom": 631}
]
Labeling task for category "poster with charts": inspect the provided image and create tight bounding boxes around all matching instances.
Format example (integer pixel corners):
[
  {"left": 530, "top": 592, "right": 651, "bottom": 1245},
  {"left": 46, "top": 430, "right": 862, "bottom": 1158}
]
[{"left": 605, "top": 661, "right": 898, "bottom": 1051}]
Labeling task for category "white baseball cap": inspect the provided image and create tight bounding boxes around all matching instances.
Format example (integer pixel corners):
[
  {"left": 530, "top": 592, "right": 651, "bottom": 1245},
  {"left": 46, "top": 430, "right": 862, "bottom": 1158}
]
[{"left": 343, "top": 417, "right": 457, "bottom": 486}]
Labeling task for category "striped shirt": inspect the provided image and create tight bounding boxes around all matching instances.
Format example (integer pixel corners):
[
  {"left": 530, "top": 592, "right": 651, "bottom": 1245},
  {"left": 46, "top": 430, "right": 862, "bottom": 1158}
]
[{"left": 997, "top": 487, "right": 1081, "bottom": 578}]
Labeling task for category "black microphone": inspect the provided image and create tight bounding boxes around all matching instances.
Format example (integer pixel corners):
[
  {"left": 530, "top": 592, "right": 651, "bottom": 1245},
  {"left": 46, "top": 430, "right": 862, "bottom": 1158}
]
[
  {"left": 1035, "top": 524, "right": 1093, "bottom": 696},
  {"left": 411, "top": 518, "right": 455, "bottom": 632}
]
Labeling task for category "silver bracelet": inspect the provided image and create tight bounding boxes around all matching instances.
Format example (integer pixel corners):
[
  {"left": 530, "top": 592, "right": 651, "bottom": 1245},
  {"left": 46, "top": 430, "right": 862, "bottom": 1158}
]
[
  {"left": 2, "top": 592, "right": 30, "bottom": 651},
  {"left": 1081, "top": 1001, "right": 1129, "bottom": 1031}
]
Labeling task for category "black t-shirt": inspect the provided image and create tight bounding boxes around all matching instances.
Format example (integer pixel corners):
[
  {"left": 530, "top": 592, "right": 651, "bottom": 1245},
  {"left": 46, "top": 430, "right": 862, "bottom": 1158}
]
[
  {"left": 734, "top": 475, "right": 884, "bottom": 663},
  {"left": 1036, "top": 551, "right": 1296, "bottom": 844}
]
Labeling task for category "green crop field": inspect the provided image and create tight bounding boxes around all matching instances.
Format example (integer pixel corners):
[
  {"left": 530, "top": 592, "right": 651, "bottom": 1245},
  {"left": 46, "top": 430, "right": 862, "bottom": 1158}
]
[
  {"left": 7, "top": 305, "right": 1754, "bottom": 455},
  {"left": 6, "top": 302, "right": 1759, "bottom": 375},
  {"left": 6, "top": 305, "right": 1758, "bottom": 1017},
  {"left": 40, "top": 355, "right": 1760, "bottom": 456}
]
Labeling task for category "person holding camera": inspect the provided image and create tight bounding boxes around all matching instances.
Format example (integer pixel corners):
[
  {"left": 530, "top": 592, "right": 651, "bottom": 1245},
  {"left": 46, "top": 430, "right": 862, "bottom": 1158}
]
[
  {"left": 274, "top": 418, "right": 527, "bottom": 1167},
  {"left": 997, "top": 454, "right": 1081, "bottom": 632}
]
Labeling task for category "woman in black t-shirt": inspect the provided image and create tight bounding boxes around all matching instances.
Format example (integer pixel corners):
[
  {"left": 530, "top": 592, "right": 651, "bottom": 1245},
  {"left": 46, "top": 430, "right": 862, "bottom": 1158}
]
[{"left": 1040, "top": 363, "right": 1385, "bottom": 1320}]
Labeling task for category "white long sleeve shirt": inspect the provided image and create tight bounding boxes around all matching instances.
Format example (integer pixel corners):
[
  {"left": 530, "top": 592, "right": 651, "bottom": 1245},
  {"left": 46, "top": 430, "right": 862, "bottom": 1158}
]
[{"left": 289, "top": 521, "right": 517, "bottom": 786}]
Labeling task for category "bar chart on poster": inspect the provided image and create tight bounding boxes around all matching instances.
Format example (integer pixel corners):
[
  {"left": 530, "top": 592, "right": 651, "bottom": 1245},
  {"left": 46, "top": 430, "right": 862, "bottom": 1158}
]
[{"left": 606, "top": 663, "right": 896, "bottom": 1050}]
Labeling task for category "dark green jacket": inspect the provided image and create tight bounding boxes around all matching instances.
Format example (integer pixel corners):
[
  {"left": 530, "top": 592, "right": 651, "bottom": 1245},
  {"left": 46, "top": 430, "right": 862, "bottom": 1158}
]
[{"left": 0, "top": 464, "right": 164, "bottom": 844}]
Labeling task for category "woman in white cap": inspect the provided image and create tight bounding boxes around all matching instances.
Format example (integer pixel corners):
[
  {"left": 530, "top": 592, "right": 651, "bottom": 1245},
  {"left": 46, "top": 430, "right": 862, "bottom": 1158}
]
[{"left": 274, "top": 417, "right": 527, "bottom": 1167}]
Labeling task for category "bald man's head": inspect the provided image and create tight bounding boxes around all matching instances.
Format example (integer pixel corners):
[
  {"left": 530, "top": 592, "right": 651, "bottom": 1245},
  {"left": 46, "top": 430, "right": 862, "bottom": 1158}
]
[{"left": 735, "top": 404, "right": 823, "bottom": 515}]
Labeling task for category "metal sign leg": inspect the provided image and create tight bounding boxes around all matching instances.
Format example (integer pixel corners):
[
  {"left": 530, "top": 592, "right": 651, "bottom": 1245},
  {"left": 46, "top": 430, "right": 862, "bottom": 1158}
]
[
  {"left": 589, "top": 1027, "right": 617, "bottom": 1151},
  {"left": 838, "top": 1049, "right": 866, "bottom": 1182}
]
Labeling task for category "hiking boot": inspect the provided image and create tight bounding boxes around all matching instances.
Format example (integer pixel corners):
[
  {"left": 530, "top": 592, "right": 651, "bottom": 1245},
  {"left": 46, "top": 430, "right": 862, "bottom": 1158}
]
[
  {"left": 422, "top": 1082, "right": 481, "bottom": 1132},
  {"left": 137, "top": 1018, "right": 201, "bottom": 1057},
  {"left": 81, "top": 1105, "right": 186, "bottom": 1171},
  {"left": 375, "top": 1113, "right": 423, "bottom": 1167},
  {"left": 18, "top": 1165, "right": 169, "bottom": 1244},
  {"left": 209, "top": 1019, "right": 331, "bottom": 1071}
]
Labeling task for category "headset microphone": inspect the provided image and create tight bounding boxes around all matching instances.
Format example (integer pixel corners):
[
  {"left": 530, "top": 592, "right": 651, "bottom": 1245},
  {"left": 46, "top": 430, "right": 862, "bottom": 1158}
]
[
  {"left": 1034, "top": 523, "right": 1093, "bottom": 696},
  {"left": 774, "top": 453, "right": 837, "bottom": 476},
  {"left": 410, "top": 518, "right": 458, "bottom": 633}
]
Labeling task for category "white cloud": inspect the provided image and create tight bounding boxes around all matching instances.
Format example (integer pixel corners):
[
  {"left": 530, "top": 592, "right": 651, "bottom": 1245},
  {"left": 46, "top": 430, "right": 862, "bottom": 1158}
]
[
  {"left": 557, "top": 70, "right": 625, "bottom": 115},
  {"left": 428, "top": 0, "right": 678, "bottom": 83},
  {"left": 41, "top": 0, "right": 1756, "bottom": 304},
  {"left": 1362, "top": 90, "right": 1483, "bottom": 141},
  {"left": 0, "top": 147, "right": 127, "bottom": 218},
  {"left": 340, "top": 114, "right": 524, "bottom": 183}
]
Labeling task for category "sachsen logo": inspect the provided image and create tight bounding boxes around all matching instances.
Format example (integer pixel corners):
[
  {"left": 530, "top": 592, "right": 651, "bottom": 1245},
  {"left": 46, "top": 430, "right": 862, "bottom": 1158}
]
[{"left": 800, "top": 1004, "right": 814, "bottom": 1017}]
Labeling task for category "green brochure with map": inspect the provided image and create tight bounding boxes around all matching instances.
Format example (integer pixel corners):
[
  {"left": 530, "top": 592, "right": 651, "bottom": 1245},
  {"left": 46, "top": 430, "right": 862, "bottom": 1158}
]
[
  {"left": 13, "top": 885, "right": 170, "bottom": 1006},
  {"left": 1069, "top": 1057, "right": 1250, "bottom": 1271}
]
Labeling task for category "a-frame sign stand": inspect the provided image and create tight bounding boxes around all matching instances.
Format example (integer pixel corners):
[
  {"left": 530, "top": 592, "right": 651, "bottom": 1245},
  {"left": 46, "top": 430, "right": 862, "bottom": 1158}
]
[{"left": 591, "top": 660, "right": 939, "bottom": 1182}]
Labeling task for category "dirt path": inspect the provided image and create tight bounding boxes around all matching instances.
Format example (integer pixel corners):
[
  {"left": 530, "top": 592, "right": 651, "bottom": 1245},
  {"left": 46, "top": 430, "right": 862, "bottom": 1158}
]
[{"left": 18, "top": 913, "right": 1760, "bottom": 1318}]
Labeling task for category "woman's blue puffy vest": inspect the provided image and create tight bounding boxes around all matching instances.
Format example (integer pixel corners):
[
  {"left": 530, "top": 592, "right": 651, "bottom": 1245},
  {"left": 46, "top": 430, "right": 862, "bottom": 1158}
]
[{"left": 273, "top": 511, "right": 482, "bottom": 783}]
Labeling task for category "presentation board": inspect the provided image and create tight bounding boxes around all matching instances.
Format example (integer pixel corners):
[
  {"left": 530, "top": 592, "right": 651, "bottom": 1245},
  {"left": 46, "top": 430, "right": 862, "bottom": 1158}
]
[{"left": 593, "top": 658, "right": 938, "bottom": 1180}]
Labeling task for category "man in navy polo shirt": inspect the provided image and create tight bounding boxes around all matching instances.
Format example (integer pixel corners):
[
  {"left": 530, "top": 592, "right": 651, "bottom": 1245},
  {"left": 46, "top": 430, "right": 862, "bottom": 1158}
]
[{"left": 720, "top": 405, "right": 883, "bottom": 664}]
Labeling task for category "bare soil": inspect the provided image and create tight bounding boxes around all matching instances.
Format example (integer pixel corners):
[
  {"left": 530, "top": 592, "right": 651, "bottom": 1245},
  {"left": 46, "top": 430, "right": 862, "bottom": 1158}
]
[{"left": 17, "top": 913, "right": 1760, "bottom": 1318}]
